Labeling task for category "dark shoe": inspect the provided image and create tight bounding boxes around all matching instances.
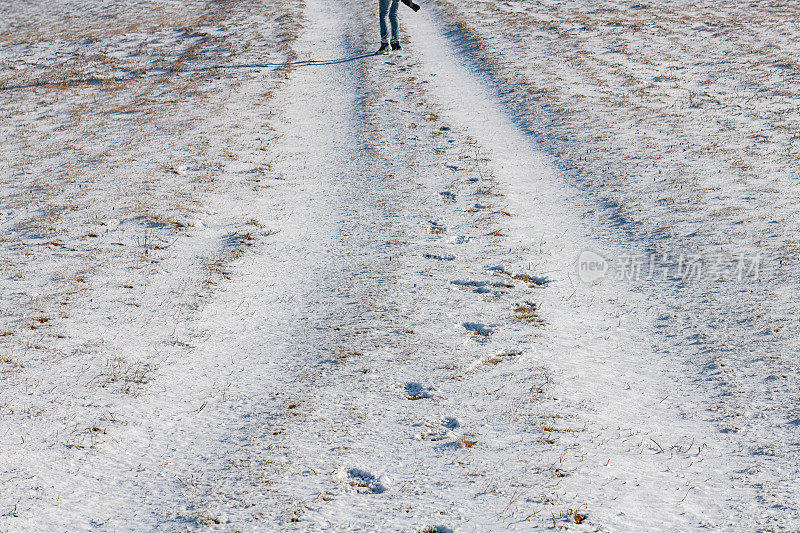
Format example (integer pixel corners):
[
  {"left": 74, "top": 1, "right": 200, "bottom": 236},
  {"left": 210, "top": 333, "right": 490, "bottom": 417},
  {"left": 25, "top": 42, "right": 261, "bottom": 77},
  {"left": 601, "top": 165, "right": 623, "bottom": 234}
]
[
  {"left": 376, "top": 42, "right": 390, "bottom": 55},
  {"left": 391, "top": 41, "right": 402, "bottom": 51}
]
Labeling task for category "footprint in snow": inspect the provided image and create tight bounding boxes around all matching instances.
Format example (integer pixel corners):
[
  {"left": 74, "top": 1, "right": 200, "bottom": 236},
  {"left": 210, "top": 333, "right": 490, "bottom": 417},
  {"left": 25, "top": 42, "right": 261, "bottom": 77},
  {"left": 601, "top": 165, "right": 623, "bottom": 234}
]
[
  {"left": 428, "top": 220, "right": 446, "bottom": 234},
  {"left": 418, "top": 527, "right": 453, "bottom": 533},
  {"left": 337, "top": 468, "right": 387, "bottom": 494},
  {"left": 463, "top": 322, "right": 495, "bottom": 337},
  {"left": 405, "top": 382, "right": 432, "bottom": 400},
  {"left": 423, "top": 252, "right": 455, "bottom": 261},
  {"left": 439, "top": 436, "right": 478, "bottom": 451},
  {"left": 488, "top": 265, "right": 550, "bottom": 287},
  {"left": 451, "top": 279, "right": 511, "bottom": 295},
  {"left": 442, "top": 417, "right": 460, "bottom": 430},
  {"left": 439, "top": 190, "right": 456, "bottom": 202},
  {"left": 452, "top": 280, "right": 492, "bottom": 294},
  {"left": 467, "top": 351, "right": 521, "bottom": 371}
]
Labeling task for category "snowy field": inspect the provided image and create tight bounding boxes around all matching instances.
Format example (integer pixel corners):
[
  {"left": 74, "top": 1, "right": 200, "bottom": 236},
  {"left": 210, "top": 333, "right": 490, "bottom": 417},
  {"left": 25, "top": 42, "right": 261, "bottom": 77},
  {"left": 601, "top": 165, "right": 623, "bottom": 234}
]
[{"left": 1, "top": 0, "right": 799, "bottom": 530}]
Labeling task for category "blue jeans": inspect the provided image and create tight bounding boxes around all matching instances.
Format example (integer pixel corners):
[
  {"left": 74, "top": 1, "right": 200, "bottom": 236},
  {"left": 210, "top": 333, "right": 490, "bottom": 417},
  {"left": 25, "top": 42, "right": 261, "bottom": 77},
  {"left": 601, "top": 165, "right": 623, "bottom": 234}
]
[{"left": 379, "top": 0, "right": 399, "bottom": 43}]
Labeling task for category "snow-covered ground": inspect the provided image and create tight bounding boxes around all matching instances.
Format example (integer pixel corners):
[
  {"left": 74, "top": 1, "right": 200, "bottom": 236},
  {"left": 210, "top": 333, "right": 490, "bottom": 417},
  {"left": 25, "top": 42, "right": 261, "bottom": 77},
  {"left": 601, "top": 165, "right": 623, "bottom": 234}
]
[
  {"left": 427, "top": 0, "right": 800, "bottom": 529},
  {"left": 1, "top": 0, "right": 798, "bottom": 530}
]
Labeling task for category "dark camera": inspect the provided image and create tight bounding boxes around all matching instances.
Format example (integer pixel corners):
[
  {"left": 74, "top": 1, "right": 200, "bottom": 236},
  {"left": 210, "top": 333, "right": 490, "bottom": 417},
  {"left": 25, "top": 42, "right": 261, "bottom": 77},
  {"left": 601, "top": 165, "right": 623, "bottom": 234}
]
[{"left": 400, "top": 0, "right": 421, "bottom": 12}]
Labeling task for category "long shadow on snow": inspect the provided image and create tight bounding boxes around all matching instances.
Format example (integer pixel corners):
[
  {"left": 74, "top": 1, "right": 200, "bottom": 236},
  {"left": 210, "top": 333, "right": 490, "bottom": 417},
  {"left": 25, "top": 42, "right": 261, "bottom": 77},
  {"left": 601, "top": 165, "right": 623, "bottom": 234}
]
[{"left": 0, "top": 53, "right": 377, "bottom": 92}]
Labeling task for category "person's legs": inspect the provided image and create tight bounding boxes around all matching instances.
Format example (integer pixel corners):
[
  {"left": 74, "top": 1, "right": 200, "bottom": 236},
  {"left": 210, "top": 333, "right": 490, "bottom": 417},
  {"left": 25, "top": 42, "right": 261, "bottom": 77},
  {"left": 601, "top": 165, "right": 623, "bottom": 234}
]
[
  {"left": 389, "top": 0, "right": 400, "bottom": 44},
  {"left": 378, "top": 0, "right": 390, "bottom": 44}
]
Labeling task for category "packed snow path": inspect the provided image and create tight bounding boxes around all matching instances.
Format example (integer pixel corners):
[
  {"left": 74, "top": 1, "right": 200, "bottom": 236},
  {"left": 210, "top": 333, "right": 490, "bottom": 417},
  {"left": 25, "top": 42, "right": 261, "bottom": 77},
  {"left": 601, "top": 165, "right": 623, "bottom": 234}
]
[{"left": 1, "top": 0, "right": 796, "bottom": 530}]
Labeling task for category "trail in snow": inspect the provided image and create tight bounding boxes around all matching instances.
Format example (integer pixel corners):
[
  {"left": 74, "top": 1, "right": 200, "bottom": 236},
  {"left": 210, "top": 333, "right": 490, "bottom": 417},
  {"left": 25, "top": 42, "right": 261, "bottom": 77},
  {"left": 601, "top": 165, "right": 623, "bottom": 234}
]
[
  {"left": 0, "top": 0, "right": 788, "bottom": 530},
  {"left": 86, "top": 0, "right": 753, "bottom": 528},
  {"left": 0, "top": 0, "right": 308, "bottom": 528},
  {"left": 425, "top": 0, "right": 800, "bottom": 528},
  {"left": 405, "top": 9, "right": 758, "bottom": 529}
]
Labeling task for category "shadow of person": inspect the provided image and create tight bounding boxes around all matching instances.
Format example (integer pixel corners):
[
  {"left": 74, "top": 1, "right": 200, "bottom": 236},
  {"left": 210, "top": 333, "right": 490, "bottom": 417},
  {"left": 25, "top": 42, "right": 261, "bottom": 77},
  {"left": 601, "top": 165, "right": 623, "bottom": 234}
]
[
  {"left": 0, "top": 52, "right": 378, "bottom": 92},
  {"left": 194, "top": 52, "right": 377, "bottom": 71}
]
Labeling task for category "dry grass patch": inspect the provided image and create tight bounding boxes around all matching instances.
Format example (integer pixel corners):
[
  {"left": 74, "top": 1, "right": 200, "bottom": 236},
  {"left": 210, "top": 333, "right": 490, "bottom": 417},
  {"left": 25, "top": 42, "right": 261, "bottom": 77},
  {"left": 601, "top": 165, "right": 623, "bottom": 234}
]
[
  {"left": 513, "top": 303, "right": 544, "bottom": 325},
  {"left": 458, "top": 437, "right": 477, "bottom": 448}
]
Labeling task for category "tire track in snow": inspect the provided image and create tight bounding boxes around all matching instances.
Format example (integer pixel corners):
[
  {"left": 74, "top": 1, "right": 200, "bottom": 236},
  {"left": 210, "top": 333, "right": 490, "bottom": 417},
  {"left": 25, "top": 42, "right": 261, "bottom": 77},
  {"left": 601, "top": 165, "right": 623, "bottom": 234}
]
[
  {"left": 395, "top": 7, "right": 757, "bottom": 532},
  {"left": 0, "top": 1, "right": 307, "bottom": 529},
  {"left": 248, "top": 0, "right": 566, "bottom": 529},
  {"left": 423, "top": 2, "right": 800, "bottom": 527}
]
